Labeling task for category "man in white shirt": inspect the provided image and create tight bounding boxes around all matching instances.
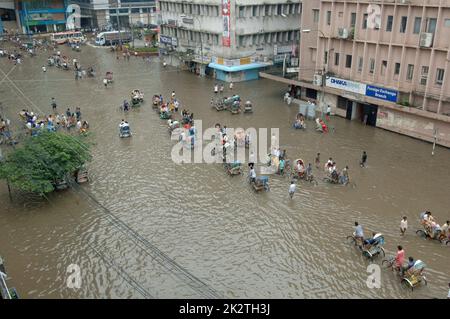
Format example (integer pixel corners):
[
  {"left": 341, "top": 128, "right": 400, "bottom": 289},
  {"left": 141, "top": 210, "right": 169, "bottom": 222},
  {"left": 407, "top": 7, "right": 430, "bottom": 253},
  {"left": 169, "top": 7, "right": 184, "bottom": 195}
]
[
  {"left": 400, "top": 216, "right": 408, "bottom": 236},
  {"left": 229, "top": 82, "right": 234, "bottom": 90},
  {"left": 442, "top": 221, "right": 449, "bottom": 235},
  {"left": 214, "top": 84, "right": 219, "bottom": 94},
  {"left": 249, "top": 165, "right": 256, "bottom": 183},
  {"left": 288, "top": 181, "right": 296, "bottom": 199},
  {"left": 326, "top": 105, "right": 331, "bottom": 120}
]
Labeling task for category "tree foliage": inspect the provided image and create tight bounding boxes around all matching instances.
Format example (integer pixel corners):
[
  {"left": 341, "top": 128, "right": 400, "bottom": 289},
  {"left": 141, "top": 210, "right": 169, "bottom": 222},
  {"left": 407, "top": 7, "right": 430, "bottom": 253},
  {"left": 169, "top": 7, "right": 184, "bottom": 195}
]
[{"left": 0, "top": 132, "right": 92, "bottom": 195}]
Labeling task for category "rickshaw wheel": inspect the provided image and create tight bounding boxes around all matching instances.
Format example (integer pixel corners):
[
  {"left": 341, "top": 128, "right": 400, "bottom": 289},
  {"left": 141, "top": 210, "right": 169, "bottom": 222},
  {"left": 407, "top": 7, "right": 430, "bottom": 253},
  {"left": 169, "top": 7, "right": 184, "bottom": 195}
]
[
  {"left": 381, "top": 258, "right": 393, "bottom": 269},
  {"left": 346, "top": 236, "right": 356, "bottom": 246},
  {"left": 380, "top": 247, "right": 386, "bottom": 258},
  {"left": 401, "top": 279, "right": 413, "bottom": 291},
  {"left": 416, "top": 230, "right": 427, "bottom": 238},
  {"left": 446, "top": 240, "right": 450, "bottom": 245}
]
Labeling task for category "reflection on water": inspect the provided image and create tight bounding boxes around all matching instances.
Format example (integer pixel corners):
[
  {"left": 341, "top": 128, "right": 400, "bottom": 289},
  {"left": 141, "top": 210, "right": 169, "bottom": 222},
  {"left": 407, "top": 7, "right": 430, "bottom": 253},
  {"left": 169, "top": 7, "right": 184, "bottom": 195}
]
[{"left": 0, "top": 45, "right": 449, "bottom": 299}]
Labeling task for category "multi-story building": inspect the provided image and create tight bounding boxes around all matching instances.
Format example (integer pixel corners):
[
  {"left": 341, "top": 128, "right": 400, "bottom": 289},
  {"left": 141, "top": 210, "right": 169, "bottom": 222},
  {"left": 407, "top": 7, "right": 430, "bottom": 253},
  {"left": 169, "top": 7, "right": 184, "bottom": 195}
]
[
  {"left": 70, "top": 0, "right": 157, "bottom": 29},
  {"left": 262, "top": 0, "right": 450, "bottom": 147},
  {"left": 159, "top": 0, "right": 301, "bottom": 81},
  {"left": 0, "top": 0, "right": 68, "bottom": 34},
  {"left": 0, "top": 1, "right": 16, "bottom": 33}
]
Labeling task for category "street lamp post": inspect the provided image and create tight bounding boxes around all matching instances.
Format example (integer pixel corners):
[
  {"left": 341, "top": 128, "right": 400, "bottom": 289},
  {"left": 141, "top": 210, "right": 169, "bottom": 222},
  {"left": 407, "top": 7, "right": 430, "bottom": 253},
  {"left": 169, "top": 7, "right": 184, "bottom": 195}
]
[
  {"left": 115, "top": 3, "right": 122, "bottom": 46},
  {"left": 301, "top": 29, "right": 330, "bottom": 118}
]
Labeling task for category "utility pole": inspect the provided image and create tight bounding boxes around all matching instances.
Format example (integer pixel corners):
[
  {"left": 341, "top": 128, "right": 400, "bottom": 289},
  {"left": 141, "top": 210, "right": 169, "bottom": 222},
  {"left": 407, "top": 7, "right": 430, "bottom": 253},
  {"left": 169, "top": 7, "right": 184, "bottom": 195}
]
[
  {"left": 195, "top": 16, "right": 203, "bottom": 76},
  {"left": 116, "top": 0, "right": 122, "bottom": 46},
  {"left": 129, "top": 4, "right": 134, "bottom": 48}
]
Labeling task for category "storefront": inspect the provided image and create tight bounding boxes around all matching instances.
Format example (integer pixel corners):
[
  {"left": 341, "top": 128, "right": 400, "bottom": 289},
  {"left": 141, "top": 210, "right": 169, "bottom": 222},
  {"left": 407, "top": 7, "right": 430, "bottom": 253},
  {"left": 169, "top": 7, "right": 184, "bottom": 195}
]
[
  {"left": 326, "top": 76, "right": 398, "bottom": 127},
  {"left": 17, "top": 0, "right": 67, "bottom": 34},
  {"left": 208, "top": 56, "right": 270, "bottom": 83}
]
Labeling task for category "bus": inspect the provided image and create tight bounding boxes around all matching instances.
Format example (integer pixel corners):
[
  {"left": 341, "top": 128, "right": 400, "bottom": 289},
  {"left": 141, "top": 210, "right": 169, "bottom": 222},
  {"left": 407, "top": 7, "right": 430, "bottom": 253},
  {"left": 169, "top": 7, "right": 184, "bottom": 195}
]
[{"left": 51, "top": 31, "right": 85, "bottom": 45}]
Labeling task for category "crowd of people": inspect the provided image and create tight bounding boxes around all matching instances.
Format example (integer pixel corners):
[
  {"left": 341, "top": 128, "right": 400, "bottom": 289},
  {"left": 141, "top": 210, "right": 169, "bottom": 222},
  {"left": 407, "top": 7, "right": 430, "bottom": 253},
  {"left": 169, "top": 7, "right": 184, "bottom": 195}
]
[
  {"left": 18, "top": 99, "right": 89, "bottom": 136},
  {"left": 420, "top": 211, "right": 449, "bottom": 241}
]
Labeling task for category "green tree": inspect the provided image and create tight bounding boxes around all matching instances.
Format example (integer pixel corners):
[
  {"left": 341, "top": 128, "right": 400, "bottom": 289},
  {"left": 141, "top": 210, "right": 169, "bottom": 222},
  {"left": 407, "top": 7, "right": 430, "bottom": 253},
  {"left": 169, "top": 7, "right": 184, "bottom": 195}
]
[{"left": 0, "top": 132, "right": 92, "bottom": 195}]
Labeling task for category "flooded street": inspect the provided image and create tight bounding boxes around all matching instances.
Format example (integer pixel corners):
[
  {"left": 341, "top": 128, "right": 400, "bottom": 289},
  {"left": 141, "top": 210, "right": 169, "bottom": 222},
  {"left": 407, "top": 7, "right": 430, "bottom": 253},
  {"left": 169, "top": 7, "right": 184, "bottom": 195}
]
[{"left": 0, "top": 44, "right": 449, "bottom": 299}]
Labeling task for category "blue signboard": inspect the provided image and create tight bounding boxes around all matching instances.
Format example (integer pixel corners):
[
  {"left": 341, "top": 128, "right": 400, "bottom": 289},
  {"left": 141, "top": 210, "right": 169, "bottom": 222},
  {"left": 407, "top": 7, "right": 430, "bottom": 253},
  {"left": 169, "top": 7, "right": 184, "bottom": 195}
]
[
  {"left": 365, "top": 85, "right": 398, "bottom": 103},
  {"left": 159, "top": 35, "right": 172, "bottom": 45}
]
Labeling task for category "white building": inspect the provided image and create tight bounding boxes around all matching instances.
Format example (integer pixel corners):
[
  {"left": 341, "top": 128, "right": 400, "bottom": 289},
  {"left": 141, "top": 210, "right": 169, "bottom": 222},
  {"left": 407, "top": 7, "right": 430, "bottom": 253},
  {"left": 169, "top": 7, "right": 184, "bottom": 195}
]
[
  {"left": 159, "top": 0, "right": 301, "bottom": 82},
  {"left": 70, "top": 0, "right": 157, "bottom": 30}
]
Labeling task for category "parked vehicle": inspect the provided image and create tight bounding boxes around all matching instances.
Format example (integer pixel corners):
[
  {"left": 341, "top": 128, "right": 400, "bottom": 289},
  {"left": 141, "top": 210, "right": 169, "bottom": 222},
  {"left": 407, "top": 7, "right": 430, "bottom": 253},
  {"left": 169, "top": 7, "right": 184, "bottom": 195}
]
[{"left": 95, "top": 31, "right": 132, "bottom": 46}]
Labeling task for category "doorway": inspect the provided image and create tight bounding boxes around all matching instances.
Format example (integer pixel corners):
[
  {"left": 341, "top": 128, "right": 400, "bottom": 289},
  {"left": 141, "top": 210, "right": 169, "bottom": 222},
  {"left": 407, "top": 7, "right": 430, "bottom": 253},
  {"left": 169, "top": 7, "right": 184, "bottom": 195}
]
[{"left": 360, "top": 103, "right": 378, "bottom": 126}]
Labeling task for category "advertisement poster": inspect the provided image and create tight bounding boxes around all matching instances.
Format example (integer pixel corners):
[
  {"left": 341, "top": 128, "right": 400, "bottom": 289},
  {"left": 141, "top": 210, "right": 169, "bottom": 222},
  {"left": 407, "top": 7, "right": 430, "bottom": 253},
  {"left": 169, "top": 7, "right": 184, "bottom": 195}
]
[{"left": 222, "top": 0, "right": 230, "bottom": 47}]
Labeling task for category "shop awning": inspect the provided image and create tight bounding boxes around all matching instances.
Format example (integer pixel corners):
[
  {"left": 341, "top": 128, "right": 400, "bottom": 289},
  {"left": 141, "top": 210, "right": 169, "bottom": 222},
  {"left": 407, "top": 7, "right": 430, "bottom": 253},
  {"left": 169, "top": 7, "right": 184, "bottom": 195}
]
[{"left": 208, "top": 62, "right": 267, "bottom": 73}]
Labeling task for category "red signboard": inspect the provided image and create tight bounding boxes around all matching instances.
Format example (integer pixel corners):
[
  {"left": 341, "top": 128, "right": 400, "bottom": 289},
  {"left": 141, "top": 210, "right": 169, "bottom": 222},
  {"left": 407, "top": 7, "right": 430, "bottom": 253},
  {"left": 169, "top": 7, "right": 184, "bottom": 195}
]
[{"left": 222, "top": 0, "right": 230, "bottom": 47}]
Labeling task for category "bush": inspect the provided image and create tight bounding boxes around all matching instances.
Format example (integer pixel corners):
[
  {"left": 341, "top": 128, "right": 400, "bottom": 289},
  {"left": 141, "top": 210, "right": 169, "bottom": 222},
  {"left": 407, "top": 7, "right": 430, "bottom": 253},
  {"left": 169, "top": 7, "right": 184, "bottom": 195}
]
[{"left": 0, "top": 132, "right": 92, "bottom": 195}]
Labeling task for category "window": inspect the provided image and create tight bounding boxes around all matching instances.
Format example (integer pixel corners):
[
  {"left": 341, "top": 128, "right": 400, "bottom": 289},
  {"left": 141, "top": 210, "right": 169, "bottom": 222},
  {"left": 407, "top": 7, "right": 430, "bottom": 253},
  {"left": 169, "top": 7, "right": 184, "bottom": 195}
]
[
  {"left": 358, "top": 57, "right": 363, "bottom": 72},
  {"left": 363, "top": 14, "right": 368, "bottom": 29},
  {"left": 350, "top": 12, "right": 356, "bottom": 27},
  {"left": 394, "top": 62, "right": 401, "bottom": 75},
  {"left": 313, "top": 9, "right": 320, "bottom": 23},
  {"left": 381, "top": 60, "right": 387, "bottom": 75},
  {"left": 345, "top": 55, "right": 352, "bottom": 68},
  {"left": 265, "top": 5, "right": 270, "bottom": 16},
  {"left": 131, "top": 8, "right": 140, "bottom": 13},
  {"left": 413, "top": 17, "right": 421, "bottom": 34},
  {"left": 436, "top": 68, "right": 445, "bottom": 85},
  {"left": 326, "top": 11, "right": 331, "bottom": 25},
  {"left": 426, "top": 18, "right": 437, "bottom": 34},
  {"left": 407, "top": 64, "right": 414, "bottom": 80},
  {"left": 334, "top": 53, "right": 340, "bottom": 66},
  {"left": 420, "top": 66, "right": 429, "bottom": 85},
  {"left": 369, "top": 58, "right": 375, "bottom": 74},
  {"left": 386, "top": 16, "right": 393, "bottom": 32},
  {"left": 239, "top": 6, "right": 245, "bottom": 18},
  {"left": 252, "top": 6, "right": 257, "bottom": 17},
  {"left": 400, "top": 16, "right": 407, "bottom": 33},
  {"left": 277, "top": 4, "right": 282, "bottom": 16},
  {"left": 445, "top": 19, "right": 450, "bottom": 27}
]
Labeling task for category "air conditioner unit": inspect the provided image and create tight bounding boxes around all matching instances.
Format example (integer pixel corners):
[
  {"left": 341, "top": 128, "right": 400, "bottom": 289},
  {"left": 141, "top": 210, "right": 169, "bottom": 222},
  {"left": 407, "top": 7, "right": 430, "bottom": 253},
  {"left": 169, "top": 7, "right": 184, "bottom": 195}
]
[
  {"left": 419, "top": 32, "right": 433, "bottom": 48},
  {"left": 313, "top": 74, "right": 323, "bottom": 86},
  {"left": 338, "top": 28, "right": 349, "bottom": 39},
  {"left": 399, "top": 0, "right": 410, "bottom": 4}
]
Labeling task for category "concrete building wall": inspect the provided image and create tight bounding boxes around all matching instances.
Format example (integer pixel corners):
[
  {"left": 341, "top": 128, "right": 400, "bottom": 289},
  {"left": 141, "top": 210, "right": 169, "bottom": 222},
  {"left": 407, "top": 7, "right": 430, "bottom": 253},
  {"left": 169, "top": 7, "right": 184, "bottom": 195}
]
[
  {"left": 314, "top": 1, "right": 450, "bottom": 114},
  {"left": 159, "top": 0, "right": 301, "bottom": 60}
]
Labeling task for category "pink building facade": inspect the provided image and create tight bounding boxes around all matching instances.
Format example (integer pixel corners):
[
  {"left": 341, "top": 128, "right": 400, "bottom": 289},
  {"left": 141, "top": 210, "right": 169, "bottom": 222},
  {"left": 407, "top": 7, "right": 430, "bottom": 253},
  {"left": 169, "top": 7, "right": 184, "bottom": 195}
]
[{"left": 262, "top": 0, "right": 450, "bottom": 147}]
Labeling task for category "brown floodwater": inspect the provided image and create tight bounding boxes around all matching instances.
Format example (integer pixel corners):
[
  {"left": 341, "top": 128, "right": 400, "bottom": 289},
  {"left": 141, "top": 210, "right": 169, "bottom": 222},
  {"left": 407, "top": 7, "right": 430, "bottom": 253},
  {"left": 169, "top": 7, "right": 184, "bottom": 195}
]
[{"left": 0, "top": 43, "right": 449, "bottom": 299}]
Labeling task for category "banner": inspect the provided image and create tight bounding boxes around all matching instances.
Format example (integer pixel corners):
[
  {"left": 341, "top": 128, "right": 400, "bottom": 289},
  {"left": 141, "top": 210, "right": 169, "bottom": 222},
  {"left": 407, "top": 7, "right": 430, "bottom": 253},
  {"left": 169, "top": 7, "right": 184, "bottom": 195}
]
[
  {"left": 325, "top": 76, "right": 367, "bottom": 95},
  {"left": 222, "top": 0, "right": 230, "bottom": 47},
  {"left": 326, "top": 76, "right": 399, "bottom": 103},
  {"left": 366, "top": 85, "right": 398, "bottom": 102}
]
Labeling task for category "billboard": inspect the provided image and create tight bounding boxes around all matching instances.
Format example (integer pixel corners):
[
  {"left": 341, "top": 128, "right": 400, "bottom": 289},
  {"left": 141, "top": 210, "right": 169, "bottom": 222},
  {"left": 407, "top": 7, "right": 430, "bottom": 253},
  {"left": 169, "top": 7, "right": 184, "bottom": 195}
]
[
  {"left": 366, "top": 85, "right": 398, "bottom": 103},
  {"left": 326, "top": 76, "right": 399, "bottom": 103},
  {"left": 326, "top": 76, "right": 367, "bottom": 95},
  {"left": 222, "top": 0, "right": 230, "bottom": 47}
]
